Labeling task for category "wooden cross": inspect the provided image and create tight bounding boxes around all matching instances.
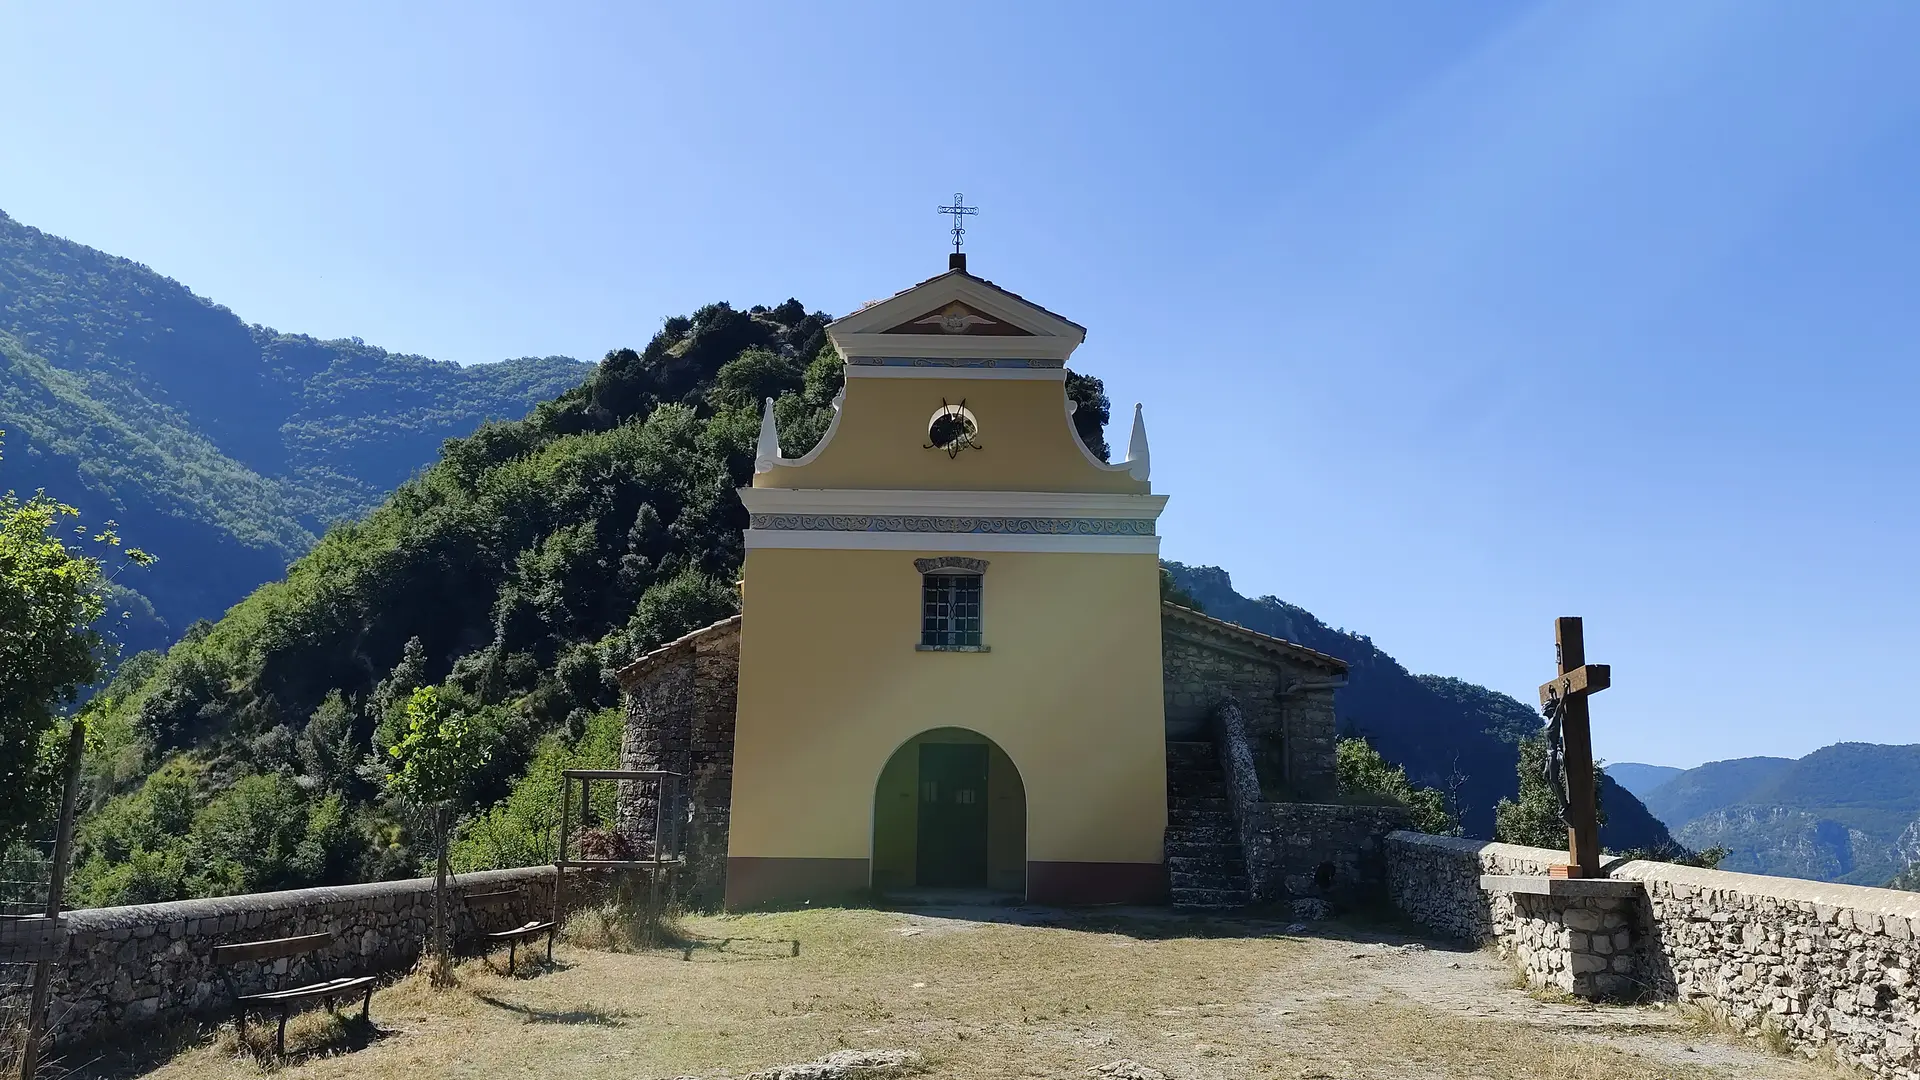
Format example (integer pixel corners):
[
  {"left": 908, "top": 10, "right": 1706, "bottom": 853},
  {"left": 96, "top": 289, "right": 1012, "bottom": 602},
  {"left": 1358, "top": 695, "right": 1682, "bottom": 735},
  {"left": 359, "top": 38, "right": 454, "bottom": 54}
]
[{"left": 1538, "top": 616, "right": 1609, "bottom": 879}]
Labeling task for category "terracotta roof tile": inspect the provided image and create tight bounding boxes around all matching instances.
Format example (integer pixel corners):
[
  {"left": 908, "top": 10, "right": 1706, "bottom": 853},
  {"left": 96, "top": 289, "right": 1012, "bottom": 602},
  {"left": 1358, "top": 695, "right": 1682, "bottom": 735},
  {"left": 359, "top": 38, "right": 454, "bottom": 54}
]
[{"left": 611, "top": 614, "right": 741, "bottom": 689}]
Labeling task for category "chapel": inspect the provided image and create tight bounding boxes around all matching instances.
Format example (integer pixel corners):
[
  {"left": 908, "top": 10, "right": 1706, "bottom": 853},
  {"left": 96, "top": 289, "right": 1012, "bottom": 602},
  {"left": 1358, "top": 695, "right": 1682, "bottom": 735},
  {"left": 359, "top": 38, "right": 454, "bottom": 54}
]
[{"left": 614, "top": 255, "right": 1405, "bottom": 910}]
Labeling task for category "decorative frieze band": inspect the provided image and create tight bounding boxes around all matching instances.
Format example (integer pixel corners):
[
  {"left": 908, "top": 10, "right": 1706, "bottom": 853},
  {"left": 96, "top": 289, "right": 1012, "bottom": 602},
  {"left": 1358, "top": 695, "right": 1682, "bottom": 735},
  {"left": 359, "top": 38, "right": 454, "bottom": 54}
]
[
  {"left": 747, "top": 513, "right": 1155, "bottom": 536},
  {"left": 845, "top": 356, "right": 1065, "bottom": 369}
]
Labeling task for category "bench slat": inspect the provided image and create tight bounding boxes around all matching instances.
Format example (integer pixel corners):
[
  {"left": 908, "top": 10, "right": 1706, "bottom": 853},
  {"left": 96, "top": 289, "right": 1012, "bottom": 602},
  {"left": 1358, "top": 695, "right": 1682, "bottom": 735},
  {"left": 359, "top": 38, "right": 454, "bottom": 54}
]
[
  {"left": 486, "top": 921, "right": 554, "bottom": 940},
  {"left": 212, "top": 931, "right": 334, "bottom": 965},
  {"left": 464, "top": 889, "right": 522, "bottom": 908},
  {"left": 237, "top": 976, "right": 376, "bottom": 1004}
]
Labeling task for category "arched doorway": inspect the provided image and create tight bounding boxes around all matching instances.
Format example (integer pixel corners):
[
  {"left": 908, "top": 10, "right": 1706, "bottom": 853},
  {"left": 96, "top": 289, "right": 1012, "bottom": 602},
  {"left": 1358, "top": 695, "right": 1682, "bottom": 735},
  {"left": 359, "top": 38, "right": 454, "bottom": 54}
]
[{"left": 872, "top": 728, "right": 1026, "bottom": 897}]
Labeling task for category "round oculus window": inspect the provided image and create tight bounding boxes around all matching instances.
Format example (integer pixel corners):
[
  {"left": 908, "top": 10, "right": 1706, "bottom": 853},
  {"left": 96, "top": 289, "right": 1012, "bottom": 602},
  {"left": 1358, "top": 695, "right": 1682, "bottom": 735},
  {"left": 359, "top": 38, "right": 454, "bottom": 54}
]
[{"left": 926, "top": 402, "right": 981, "bottom": 457}]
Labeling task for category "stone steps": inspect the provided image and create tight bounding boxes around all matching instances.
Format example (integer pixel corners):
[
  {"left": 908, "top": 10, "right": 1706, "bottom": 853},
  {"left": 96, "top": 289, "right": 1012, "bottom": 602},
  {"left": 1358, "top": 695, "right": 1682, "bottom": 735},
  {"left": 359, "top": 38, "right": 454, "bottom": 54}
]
[
  {"left": 1167, "top": 885, "right": 1249, "bottom": 909},
  {"left": 1163, "top": 740, "right": 1251, "bottom": 910}
]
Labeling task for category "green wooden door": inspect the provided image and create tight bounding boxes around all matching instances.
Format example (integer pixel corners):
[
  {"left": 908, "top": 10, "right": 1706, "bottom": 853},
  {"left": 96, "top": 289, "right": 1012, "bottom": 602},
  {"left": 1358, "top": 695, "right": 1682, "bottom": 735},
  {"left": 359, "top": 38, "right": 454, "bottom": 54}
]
[{"left": 916, "top": 743, "right": 989, "bottom": 887}]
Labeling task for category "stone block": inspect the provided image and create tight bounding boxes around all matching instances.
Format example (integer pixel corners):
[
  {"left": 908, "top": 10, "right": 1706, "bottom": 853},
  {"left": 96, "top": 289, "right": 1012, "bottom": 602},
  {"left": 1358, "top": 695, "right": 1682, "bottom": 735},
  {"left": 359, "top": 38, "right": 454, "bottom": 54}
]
[{"left": 1563, "top": 908, "right": 1603, "bottom": 933}]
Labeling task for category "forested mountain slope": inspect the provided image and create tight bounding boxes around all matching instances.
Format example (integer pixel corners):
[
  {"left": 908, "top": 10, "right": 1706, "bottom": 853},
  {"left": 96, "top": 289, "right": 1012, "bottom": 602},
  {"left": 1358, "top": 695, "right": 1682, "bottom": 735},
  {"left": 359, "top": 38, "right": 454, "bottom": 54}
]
[
  {"left": 68, "top": 298, "right": 1088, "bottom": 904},
  {"left": 0, "top": 209, "right": 589, "bottom": 646},
  {"left": 1636, "top": 744, "right": 1920, "bottom": 886},
  {"left": 1161, "top": 563, "right": 1676, "bottom": 852}
]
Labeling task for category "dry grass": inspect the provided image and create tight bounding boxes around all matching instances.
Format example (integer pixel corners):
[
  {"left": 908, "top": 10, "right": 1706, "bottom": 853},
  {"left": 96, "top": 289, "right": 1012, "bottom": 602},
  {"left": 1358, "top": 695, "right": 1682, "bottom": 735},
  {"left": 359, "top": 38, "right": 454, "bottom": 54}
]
[
  {"left": 560, "top": 888, "right": 688, "bottom": 954},
  {"left": 66, "top": 907, "right": 1844, "bottom": 1080}
]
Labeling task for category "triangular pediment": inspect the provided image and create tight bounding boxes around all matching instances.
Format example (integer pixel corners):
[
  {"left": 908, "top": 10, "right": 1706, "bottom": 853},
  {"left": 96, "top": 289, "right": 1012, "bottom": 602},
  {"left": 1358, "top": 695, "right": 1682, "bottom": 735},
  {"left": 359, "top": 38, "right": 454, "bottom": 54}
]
[
  {"left": 828, "top": 268, "right": 1087, "bottom": 362},
  {"left": 882, "top": 300, "right": 1033, "bottom": 337}
]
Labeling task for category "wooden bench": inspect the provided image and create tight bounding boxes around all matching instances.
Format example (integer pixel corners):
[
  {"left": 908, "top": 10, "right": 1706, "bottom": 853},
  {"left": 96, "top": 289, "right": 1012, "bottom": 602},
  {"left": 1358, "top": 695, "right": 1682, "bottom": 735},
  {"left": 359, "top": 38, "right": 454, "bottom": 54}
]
[
  {"left": 465, "top": 887, "right": 554, "bottom": 974},
  {"left": 211, "top": 931, "right": 374, "bottom": 1056},
  {"left": 484, "top": 919, "right": 555, "bottom": 973}
]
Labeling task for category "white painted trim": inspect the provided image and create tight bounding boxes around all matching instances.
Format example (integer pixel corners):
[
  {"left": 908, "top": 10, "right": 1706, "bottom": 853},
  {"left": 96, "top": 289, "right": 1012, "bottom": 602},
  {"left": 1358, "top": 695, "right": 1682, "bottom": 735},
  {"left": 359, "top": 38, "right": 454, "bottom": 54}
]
[
  {"left": 844, "top": 365, "right": 1066, "bottom": 381},
  {"left": 1064, "top": 399, "right": 1142, "bottom": 476},
  {"left": 745, "top": 530, "right": 1161, "bottom": 555},
  {"left": 738, "top": 487, "right": 1167, "bottom": 519},
  {"left": 769, "top": 387, "right": 844, "bottom": 469},
  {"left": 834, "top": 335, "right": 1079, "bottom": 362}
]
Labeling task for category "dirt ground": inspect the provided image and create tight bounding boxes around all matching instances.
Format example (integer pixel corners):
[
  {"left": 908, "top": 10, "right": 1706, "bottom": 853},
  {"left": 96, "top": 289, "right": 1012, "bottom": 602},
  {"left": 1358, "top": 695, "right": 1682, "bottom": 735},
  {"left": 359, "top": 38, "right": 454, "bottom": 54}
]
[{"left": 60, "top": 905, "right": 1843, "bottom": 1080}]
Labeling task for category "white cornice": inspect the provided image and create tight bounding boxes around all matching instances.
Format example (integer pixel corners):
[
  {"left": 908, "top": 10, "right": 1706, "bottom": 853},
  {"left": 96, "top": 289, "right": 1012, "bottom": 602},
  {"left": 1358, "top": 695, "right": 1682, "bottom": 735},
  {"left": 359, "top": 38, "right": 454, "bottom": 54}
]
[
  {"left": 745, "top": 531, "right": 1161, "bottom": 555},
  {"left": 833, "top": 333, "right": 1079, "bottom": 361},
  {"left": 739, "top": 488, "right": 1168, "bottom": 520},
  {"left": 844, "top": 364, "right": 1066, "bottom": 381}
]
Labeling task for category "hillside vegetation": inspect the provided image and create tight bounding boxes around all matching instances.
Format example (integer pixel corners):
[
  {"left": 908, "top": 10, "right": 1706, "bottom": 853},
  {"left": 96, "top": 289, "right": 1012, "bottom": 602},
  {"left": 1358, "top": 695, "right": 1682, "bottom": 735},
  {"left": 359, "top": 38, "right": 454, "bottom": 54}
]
[
  {"left": 0, "top": 209, "right": 588, "bottom": 646},
  {"left": 64, "top": 295, "right": 1120, "bottom": 905},
  {"left": 1636, "top": 743, "right": 1920, "bottom": 886}
]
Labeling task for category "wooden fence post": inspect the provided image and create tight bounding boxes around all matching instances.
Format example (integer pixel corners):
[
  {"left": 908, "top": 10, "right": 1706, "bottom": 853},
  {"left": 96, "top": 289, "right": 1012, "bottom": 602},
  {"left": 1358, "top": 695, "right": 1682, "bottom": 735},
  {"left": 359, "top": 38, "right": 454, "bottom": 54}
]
[{"left": 17, "top": 720, "right": 86, "bottom": 1080}]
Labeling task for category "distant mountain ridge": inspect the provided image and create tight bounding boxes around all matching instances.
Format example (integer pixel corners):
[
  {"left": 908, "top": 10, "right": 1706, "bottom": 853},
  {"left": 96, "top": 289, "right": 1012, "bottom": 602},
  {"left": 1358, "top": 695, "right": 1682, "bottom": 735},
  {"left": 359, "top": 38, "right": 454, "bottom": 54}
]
[
  {"left": 1162, "top": 563, "right": 1675, "bottom": 852},
  {"left": 1633, "top": 744, "right": 1920, "bottom": 887},
  {"left": 1608, "top": 763, "right": 1684, "bottom": 801},
  {"left": 0, "top": 209, "right": 590, "bottom": 645}
]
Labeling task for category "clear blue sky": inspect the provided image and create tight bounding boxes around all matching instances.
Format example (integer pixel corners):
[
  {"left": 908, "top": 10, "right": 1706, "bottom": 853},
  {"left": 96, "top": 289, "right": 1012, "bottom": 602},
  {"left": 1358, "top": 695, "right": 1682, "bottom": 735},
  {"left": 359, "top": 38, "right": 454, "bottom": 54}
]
[{"left": 5, "top": 2, "right": 1917, "bottom": 768}]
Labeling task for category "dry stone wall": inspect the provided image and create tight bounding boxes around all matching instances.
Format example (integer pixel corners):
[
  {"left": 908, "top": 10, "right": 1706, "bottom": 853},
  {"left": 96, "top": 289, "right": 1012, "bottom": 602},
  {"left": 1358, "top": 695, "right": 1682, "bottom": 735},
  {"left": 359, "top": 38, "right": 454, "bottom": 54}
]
[
  {"left": 1213, "top": 700, "right": 1407, "bottom": 906},
  {"left": 616, "top": 616, "right": 740, "bottom": 907},
  {"left": 1388, "top": 831, "right": 1920, "bottom": 1078},
  {"left": 28, "top": 865, "right": 554, "bottom": 1054},
  {"left": 1615, "top": 860, "right": 1920, "bottom": 1078}
]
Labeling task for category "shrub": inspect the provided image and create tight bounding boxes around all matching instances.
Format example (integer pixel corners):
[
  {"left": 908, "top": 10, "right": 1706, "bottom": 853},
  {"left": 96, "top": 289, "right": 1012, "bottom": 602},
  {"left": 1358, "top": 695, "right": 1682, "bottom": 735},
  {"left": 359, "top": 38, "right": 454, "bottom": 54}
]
[{"left": 1336, "top": 737, "right": 1459, "bottom": 836}]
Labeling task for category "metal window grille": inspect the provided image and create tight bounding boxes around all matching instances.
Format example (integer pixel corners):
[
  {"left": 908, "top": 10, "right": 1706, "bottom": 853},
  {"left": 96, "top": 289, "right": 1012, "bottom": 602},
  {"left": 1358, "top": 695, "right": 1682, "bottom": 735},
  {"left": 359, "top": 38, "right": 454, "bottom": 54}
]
[{"left": 920, "top": 573, "right": 983, "bottom": 647}]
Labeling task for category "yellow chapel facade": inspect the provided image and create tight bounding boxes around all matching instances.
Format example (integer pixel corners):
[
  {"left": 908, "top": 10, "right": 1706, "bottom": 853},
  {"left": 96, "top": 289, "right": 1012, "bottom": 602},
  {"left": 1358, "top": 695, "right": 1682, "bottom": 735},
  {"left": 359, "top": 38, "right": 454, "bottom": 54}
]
[
  {"left": 725, "top": 260, "right": 1171, "bottom": 907},
  {"left": 614, "top": 258, "right": 1373, "bottom": 913}
]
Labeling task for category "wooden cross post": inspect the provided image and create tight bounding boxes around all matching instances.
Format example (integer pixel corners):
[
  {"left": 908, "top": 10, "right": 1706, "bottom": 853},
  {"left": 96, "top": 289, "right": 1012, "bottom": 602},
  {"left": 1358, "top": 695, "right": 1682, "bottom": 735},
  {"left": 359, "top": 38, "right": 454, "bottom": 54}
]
[{"left": 1538, "top": 617, "right": 1609, "bottom": 879}]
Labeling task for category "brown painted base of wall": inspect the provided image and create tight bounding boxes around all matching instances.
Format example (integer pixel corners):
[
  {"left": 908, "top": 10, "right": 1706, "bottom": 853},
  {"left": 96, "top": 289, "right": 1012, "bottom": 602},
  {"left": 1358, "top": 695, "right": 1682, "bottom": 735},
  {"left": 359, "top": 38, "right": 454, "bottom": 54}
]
[
  {"left": 724, "top": 857, "right": 1169, "bottom": 909},
  {"left": 1028, "top": 861, "right": 1168, "bottom": 906},
  {"left": 725, "top": 857, "right": 870, "bottom": 910}
]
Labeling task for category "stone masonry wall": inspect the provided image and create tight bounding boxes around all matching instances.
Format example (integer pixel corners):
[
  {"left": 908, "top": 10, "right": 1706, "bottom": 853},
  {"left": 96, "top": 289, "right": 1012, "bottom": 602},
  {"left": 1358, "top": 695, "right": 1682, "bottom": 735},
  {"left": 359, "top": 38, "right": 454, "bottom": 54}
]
[
  {"left": 1246, "top": 802, "right": 1411, "bottom": 908},
  {"left": 1213, "top": 699, "right": 1407, "bottom": 906},
  {"left": 16, "top": 865, "right": 554, "bottom": 1055},
  {"left": 1490, "top": 881, "right": 1646, "bottom": 1001},
  {"left": 617, "top": 617, "right": 740, "bottom": 908},
  {"left": 1389, "top": 831, "right": 1920, "bottom": 1078},
  {"left": 1162, "top": 619, "right": 1339, "bottom": 801},
  {"left": 1615, "top": 860, "right": 1920, "bottom": 1078},
  {"left": 1388, "top": 832, "right": 1561, "bottom": 942}
]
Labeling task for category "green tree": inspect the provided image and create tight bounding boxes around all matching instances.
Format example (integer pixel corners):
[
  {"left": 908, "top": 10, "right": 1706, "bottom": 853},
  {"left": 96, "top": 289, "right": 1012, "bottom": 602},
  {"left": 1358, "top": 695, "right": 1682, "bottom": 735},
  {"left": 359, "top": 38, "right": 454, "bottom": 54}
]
[
  {"left": 453, "top": 707, "right": 623, "bottom": 872},
  {"left": 1494, "top": 735, "right": 1605, "bottom": 850},
  {"left": 1065, "top": 370, "right": 1111, "bottom": 461},
  {"left": 1336, "top": 737, "right": 1459, "bottom": 836},
  {"left": 0, "top": 430, "right": 152, "bottom": 844},
  {"left": 385, "top": 686, "right": 488, "bottom": 984},
  {"left": 1887, "top": 863, "right": 1918, "bottom": 892},
  {"left": 1159, "top": 565, "right": 1202, "bottom": 611}
]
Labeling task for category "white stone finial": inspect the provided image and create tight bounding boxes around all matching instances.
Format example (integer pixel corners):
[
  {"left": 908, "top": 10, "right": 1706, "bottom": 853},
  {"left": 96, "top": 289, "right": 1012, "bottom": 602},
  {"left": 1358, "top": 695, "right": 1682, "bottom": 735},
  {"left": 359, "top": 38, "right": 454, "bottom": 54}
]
[
  {"left": 754, "top": 397, "right": 782, "bottom": 473},
  {"left": 1125, "top": 402, "right": 1151, "bottom": 482}
]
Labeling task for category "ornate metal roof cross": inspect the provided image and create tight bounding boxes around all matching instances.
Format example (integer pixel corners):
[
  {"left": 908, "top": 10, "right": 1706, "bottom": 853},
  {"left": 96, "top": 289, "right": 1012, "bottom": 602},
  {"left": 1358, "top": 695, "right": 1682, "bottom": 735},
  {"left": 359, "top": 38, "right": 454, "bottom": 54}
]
[{"left": 938, "top": 193, "right": 977, "bottom": 254}]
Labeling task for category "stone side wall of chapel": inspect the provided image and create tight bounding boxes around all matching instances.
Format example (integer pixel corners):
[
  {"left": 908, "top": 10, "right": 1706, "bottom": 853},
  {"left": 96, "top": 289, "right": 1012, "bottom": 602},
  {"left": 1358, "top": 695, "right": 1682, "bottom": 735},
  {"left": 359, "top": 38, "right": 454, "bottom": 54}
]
[
  {"left": 616, "top": 618, "right": 740, "bottom": 908},
  {"left": 1161, "top": 624, "right": 1339, "bottom": 802}
]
